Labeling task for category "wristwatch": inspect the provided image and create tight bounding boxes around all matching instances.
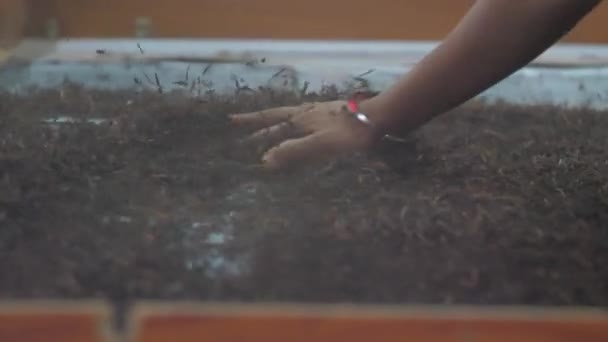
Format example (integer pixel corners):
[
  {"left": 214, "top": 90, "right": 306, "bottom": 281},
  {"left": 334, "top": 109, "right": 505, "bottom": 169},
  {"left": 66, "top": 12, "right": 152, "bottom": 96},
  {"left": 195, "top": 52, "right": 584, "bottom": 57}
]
[
  {"left": 346, "top": 95, "right": 407, "bottom": 143},
  {"left": 347, "top": 98, "right": 376, "bottom": 128}
]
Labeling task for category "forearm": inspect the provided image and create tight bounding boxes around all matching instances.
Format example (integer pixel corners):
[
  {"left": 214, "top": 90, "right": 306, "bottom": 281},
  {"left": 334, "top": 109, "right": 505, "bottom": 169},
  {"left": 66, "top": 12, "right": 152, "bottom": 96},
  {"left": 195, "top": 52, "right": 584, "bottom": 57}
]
[{"left": 366, "top": 0, "right": 600, "bottom": 134}]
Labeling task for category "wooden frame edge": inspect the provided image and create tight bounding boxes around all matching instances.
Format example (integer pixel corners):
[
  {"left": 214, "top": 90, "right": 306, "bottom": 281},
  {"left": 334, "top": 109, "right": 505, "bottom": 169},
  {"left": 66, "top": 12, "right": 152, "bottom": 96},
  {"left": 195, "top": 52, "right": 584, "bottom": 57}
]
[
  {"left": 0, "top": 300, "right": 117, "bottom": 342},
  {"left": 126, "top": 301, "right": 608, "bottom": 342}
]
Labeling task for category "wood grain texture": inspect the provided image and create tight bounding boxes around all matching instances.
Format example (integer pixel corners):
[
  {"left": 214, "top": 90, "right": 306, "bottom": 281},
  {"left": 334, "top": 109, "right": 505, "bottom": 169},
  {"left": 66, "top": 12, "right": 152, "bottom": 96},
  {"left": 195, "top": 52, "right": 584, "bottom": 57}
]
[
  {"left": 0, "top": 301, "right": 114, "bottom": 342},
  {"left": 22, "top": 0, "right": 608, "bottom": 43},
  {"left": 130, "top": 303, "right": 608, "bottom": 342},
  {"left": 0, "top": 0, "right": 27, "bottom": 48}
]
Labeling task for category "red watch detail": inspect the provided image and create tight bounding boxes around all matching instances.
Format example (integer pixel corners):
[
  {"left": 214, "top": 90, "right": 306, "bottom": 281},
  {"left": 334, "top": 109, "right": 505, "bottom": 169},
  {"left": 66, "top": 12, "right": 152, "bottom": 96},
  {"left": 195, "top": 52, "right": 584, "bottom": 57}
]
[
  {"left": 347, "top": 98, "right": 359, "bottom": 113},
  {"left": 346, "top": 93, "right": 408, "bottom": 143}
]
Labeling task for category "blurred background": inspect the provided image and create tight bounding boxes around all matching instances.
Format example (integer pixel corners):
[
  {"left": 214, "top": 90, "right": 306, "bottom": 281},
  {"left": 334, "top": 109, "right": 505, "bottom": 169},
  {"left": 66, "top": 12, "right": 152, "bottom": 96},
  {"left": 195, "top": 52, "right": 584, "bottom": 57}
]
[
  {"left": 2, "top": 0, "right": 608, "bottom": 43},
  {"left": 2, "top": 1, "right": 608, "bottom": 106}
]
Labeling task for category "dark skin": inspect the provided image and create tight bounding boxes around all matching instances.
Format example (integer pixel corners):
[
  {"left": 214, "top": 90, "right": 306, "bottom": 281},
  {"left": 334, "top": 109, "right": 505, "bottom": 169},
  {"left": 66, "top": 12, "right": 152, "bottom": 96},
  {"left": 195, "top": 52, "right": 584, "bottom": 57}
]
[{"left": 231, "top": 0, "right": 601, "bottom": 170}]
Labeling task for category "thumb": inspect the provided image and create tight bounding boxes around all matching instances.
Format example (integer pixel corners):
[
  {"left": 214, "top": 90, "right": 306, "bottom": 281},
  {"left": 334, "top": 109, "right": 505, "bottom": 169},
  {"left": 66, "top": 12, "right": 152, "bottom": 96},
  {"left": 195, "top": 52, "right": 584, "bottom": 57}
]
[{"left": 262, "top": 132, "right": 330, "bottom": 170}]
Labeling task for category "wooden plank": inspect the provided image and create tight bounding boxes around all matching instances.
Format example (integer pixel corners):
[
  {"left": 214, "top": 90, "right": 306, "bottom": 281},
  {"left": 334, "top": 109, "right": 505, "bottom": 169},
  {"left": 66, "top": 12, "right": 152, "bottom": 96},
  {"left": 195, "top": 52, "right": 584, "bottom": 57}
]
[
  {"left": 130, "top": 303, "right": 608, "bottom": 342},
  {"left": 23, "top": 0, "right": 608, "bottom": 43},
  {"left": 0, "top": 0, "right": 27, "bottom": 48},
  {"left": 0, "top": 301, "right": 115, "bottom": 342}
]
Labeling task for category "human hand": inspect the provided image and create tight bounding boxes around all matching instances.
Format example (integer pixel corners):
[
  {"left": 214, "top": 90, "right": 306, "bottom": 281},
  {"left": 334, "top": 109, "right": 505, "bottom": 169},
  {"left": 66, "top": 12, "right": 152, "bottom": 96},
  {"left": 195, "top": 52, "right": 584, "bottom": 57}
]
[{"left": 229, "top": 99, "right": 382, "bottom": 170}]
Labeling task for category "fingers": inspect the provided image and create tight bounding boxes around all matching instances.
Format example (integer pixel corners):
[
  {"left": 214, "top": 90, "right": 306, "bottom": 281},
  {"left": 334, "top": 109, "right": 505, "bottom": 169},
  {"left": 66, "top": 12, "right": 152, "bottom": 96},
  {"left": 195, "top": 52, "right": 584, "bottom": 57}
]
[
  {"left": 245, "top": 121, "right": 299, "bottom": 144},
  {"left": 262, "top": 132, "right": 331, "bottom": 170},
  {"left": 230, "top": 104, "right": 313, "bottom": 127}
]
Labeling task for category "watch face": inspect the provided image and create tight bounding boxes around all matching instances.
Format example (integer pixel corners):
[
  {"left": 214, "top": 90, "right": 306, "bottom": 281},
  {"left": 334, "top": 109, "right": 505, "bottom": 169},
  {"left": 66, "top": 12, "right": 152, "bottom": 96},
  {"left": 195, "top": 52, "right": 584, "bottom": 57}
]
[{"left": 356, "top": 113, "right": 372, "bottom": 125}]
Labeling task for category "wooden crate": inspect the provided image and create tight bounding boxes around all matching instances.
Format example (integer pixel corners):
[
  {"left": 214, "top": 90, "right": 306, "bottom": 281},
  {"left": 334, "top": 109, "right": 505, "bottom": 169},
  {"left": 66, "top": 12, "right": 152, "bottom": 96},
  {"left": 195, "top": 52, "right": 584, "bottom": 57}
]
[
  {"left": 14, "top": 0, "right": 608, "bottom": 43},
  {"left": 0, "top": 301, "right": 114, "bottom": 342},
  {"left": 128, "top": 303, "right": 608, "bottom": 342},
  {"left": 1, "top": 302, "right": 608, "bottom": 341}
]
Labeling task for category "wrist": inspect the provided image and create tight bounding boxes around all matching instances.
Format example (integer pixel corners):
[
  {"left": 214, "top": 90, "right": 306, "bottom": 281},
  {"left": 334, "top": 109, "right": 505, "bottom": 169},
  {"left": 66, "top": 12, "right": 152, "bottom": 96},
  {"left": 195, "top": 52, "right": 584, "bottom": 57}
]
[
  {"left": 356, "top": 95, "right": 409, "bottom": 143},
  {"left": 345, "top": 97, "right": 386, "bottom": 146},
  {"left": 358, "top": 97, "right": 390, "bottom": 133}
]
